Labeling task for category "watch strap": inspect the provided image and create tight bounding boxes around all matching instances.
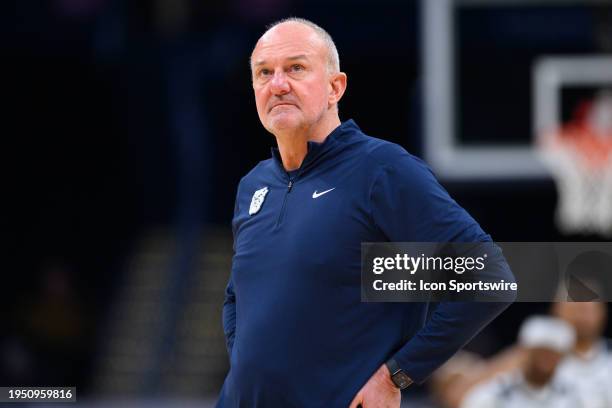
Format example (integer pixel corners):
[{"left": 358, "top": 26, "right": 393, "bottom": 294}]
[
  {"left": 385, "top": 358, "right": 412, "bottom": 390},
  {"left": 385, "top": 358, "right": 402, "bottom": 376}
]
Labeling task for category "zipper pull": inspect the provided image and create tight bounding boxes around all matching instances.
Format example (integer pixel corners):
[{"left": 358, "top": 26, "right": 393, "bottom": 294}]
[{"left": 287, "top": 180, "right": 293, "bottom": 192}]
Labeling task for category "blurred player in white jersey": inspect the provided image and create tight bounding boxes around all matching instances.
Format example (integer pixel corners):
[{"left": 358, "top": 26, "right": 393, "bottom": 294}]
[
  {"left": 461, "top": 316, "right": 583, "bottom": 408},
  {"left": 553, "top": 302, "right": 612, "bottom": 408}
]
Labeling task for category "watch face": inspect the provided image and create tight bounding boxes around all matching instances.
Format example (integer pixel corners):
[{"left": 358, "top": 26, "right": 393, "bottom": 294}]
[{"left": 392, "top": 372, "right": 412, "bottom": 389}]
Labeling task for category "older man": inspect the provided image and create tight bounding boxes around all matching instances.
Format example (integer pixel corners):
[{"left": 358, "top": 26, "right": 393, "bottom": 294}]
[{"left": 217, "top": 18, "right": 513, "bottom": 407}]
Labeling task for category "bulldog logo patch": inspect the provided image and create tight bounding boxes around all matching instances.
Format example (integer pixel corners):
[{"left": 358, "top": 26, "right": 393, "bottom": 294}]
[{"left": 249, "top": 186, "right": 269, "bottom": 216}]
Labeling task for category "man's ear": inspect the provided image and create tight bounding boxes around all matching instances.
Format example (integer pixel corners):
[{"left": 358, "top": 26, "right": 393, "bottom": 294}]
[{"left": 328, "top": 72, "right": 347, "bottom": 107}]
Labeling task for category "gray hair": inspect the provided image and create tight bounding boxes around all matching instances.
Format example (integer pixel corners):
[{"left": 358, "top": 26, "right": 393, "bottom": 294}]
[{"left": 253, "top": 17, "right": 340, "bottom": 74}]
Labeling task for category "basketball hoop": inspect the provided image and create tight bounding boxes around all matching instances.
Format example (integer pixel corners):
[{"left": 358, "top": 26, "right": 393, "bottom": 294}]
[{"left": 539, "top": 91, "right": 612, "bottom": 237}]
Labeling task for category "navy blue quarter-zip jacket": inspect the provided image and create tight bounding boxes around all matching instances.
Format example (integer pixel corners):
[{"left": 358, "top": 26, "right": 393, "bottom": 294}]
[{"left": 217, "top": 120, "right": 514, "bottom": 407}]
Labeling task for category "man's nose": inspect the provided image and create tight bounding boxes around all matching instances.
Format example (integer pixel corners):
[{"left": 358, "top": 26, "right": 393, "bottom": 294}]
[{"left": 269, "top": 70, "right": 290, "bottom": 95}]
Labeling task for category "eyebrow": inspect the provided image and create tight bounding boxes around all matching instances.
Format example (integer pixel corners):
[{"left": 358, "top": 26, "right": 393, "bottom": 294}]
[{"left": 254, "top": 54, "right": 309, "bottom": 67}]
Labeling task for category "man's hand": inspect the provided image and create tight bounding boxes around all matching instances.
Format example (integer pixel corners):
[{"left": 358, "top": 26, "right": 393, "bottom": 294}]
[{"left": 348, "top": 364, "right": 402, "bottom": 408}]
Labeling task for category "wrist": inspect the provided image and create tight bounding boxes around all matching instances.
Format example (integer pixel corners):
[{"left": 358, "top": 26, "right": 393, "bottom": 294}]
[
  {"left": 385, "top": 358, "right": 413, "bottom": 390},
  {"left": 380, "top": 364, "right": 400, "bottom": 391}
]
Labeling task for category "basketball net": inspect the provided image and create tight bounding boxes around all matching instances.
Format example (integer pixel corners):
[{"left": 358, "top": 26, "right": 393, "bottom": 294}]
[{"left": 539, "top": 91, "right": 612, "bottom": 237}]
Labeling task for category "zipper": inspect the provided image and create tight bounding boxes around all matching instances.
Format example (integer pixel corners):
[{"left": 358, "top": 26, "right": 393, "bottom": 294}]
[{"left": 275, "top": 177, "right": 295, "bottom": 228}]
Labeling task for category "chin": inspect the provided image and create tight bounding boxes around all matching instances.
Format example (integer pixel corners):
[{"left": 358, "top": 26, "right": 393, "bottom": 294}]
[{"left": 267, "top": 114, "right": 302, "bottom": 132}]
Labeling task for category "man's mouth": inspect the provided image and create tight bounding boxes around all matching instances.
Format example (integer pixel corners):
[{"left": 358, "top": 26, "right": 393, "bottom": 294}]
[{"left": 269, "top": 103, "right": 297, "bottom": 112}]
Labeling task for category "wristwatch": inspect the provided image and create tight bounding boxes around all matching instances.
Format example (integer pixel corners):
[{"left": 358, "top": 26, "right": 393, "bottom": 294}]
[{"left": 385, "top": 358, "right": 412, "bottom": 389}]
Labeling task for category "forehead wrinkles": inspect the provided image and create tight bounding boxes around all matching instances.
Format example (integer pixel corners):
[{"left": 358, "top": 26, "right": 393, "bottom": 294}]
[{"left": 252, "top": 29, "right": 326, "bottom": 67}]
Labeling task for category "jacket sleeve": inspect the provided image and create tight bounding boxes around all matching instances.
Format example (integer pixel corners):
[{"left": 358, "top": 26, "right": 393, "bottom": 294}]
[
  {"left": 369, "top": 144, "right": 515, "bottom": 383},
  {"left": 223, "top": 276, "right": 236, "bottom": 355},
  {"left": 222, "top": 183, "right": 243, "bottom": 356}
]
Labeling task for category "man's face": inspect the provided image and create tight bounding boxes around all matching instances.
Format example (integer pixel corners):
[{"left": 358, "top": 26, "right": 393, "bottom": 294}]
[
  {"left": 525, "top": 347, "right": 564, "bottom": 386},
  {"left": 251, "top": 23, "right": 333, "bottom": 134}
]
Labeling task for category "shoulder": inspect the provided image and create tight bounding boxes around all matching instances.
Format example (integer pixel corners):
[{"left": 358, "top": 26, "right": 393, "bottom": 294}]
[
  {"left": 236, "top": 158, "right": 276, "bottom": 191},
  {"left": 357, "top": 133, "right": 424, "bottom": 167},
  {"left": 351, "top": 133, "right": 434, "bottom": 182},
  {"left": 354, "top": 132, "right": 440, "bottom": 195},
  {"left": 461, "top": 373, "right": 516, "bottom": 408},
  {"left": 489, "top": 372, "right": 523, "bottom": 399},
  {"left": 243, "top": 157, "right": 276, "bottom": 180},
  {"left": 604, "top": 338, "right": 612, "bottom": 352},
  {"left": 232, "top": 158, "right": 277, "bottom": 216}
]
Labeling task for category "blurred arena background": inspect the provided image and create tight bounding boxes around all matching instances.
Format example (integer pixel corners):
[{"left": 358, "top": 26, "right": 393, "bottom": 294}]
[{"left": 3, "top": 0, "right": 612, "bottom": 406}]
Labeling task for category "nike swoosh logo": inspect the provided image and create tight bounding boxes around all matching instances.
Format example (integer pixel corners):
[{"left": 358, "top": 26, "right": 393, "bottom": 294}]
[{"left": 312, "top": 188, "right": 335, "bottom": 198}]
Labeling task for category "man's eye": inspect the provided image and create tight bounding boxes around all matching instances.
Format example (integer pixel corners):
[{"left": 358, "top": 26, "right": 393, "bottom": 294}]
[
  {"left": 260, "top": 69, "right": 271, "bottom": 76},
  {"left": 291, "top": 64, "right": 305, "bottom": 72}
]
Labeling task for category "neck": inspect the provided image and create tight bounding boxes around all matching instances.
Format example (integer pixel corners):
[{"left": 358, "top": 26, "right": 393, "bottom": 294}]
[
  {"left": 523, "top": 369, "right": 550, "bottom": 389},
  {"left": 575, "top": 338, "right": 596, "bottom": 355},
  {"left": 274, "top": 113, "right": 341, "bottom": 171}
]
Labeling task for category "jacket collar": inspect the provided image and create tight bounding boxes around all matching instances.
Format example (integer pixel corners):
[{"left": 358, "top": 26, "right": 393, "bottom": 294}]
[{"left": 271, "top": 119, "right": 360, "bottom": 176}]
